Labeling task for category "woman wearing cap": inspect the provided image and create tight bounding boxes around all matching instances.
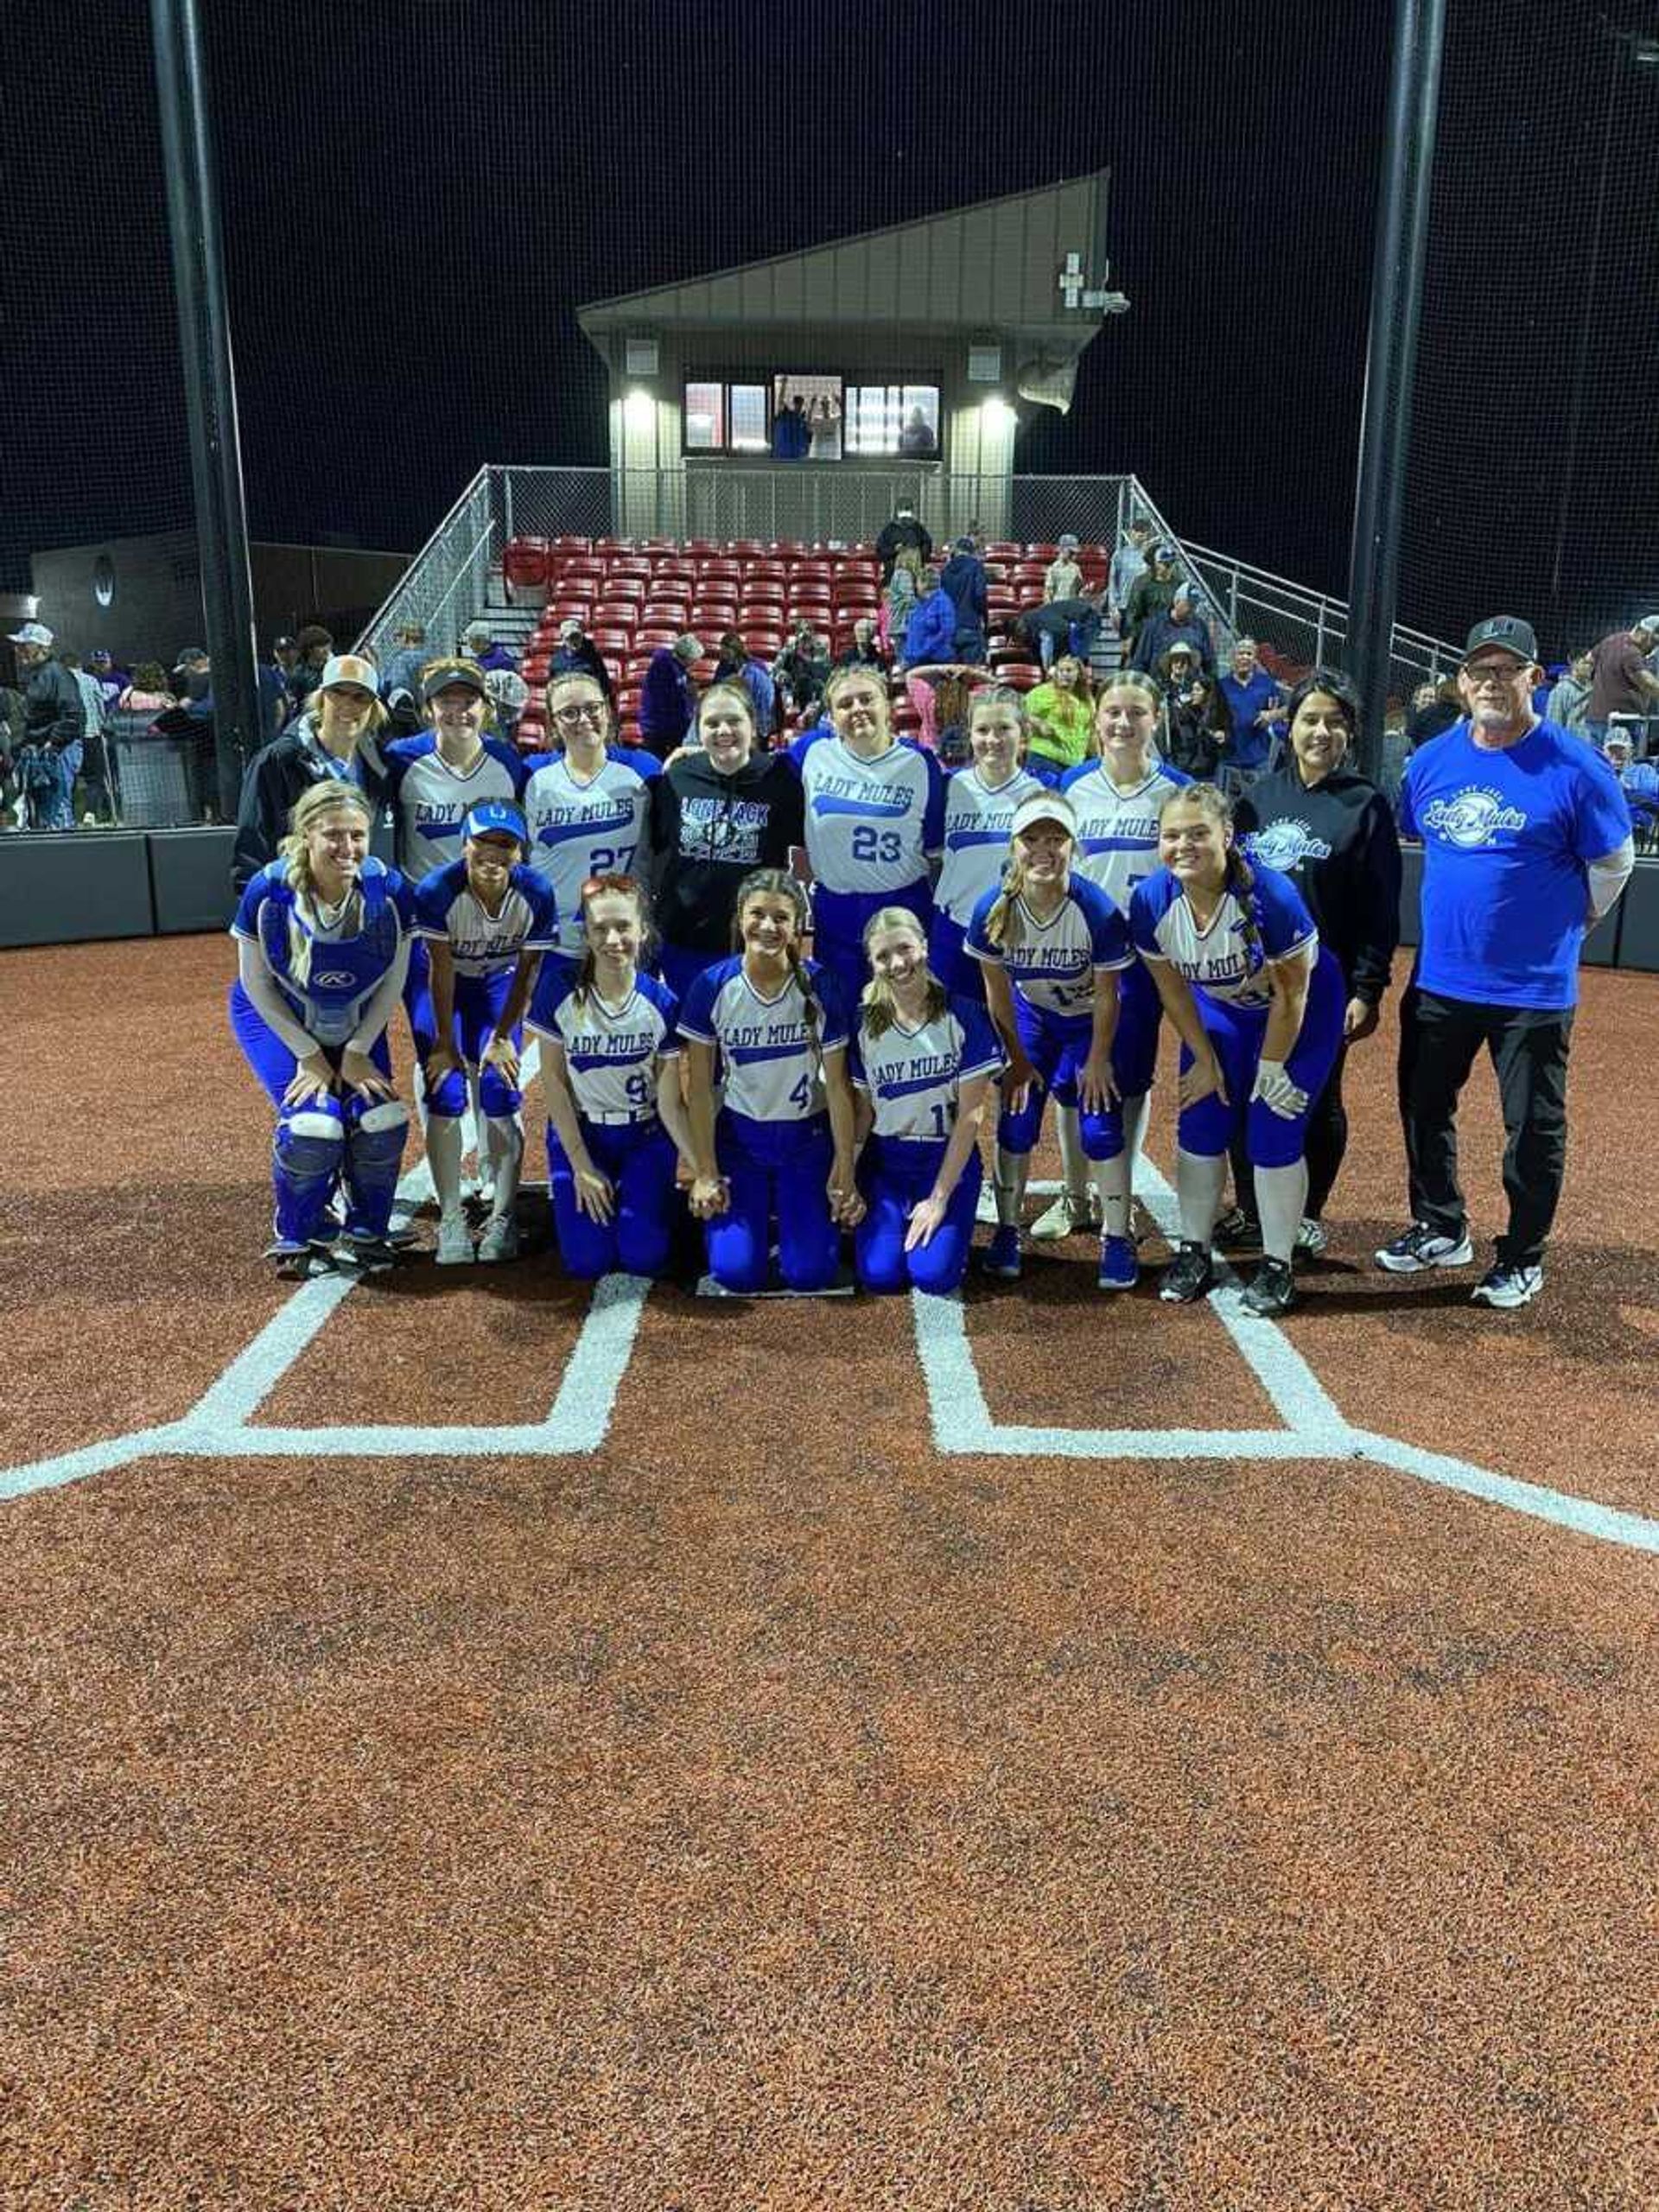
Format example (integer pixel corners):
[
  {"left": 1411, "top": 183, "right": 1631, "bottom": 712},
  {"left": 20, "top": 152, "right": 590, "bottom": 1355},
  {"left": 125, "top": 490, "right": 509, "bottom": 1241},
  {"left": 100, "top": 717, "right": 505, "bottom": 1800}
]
[
  {"left": 1157, "top": 645, "right": 1226, "bottom": 779},
  {"left": 1129, "top": 782, "right": 1346, "bottom": 1317},
  {"left": 679, "top": 869, "right": 862, "bottom": 1295},
  {"left": 849, "top": 906, "right": 1003, "bottom": 1297},
  {"left": 232, "top": 652, "right": 388, "bottom": 893},
  {"left": 1023, "top": 655, "right": 1095, "bottom": 777},
  {"left": 412, "top": 800, "right": 559, "bottom": 1265},
  {"left": 531, "top": 874, "right": 696, "bottom": 1281},
  {"left": 522, "top": 669, "right": 659, "bottom": 1008},
  {"left": 1044, "top": 537, "right": 1085, "bottom": 603},
  {"left": 789, "top": 664, "right": 945, "bottom": 1014},
  {"left": 1228, "top": 671, "right": 1402, "bottom": 1258},
  {"left": 641, "top": 680, "right": 805, "bottom": 1000},
  {"left": 380, "top": 656, "right": 528, "bottom": 1144},
  {"left": 229, "top": 780, "right": 416, "bottom": 1276},
  {"left": 966, "top": 790, "right": 1137, "bottom": 1290}
]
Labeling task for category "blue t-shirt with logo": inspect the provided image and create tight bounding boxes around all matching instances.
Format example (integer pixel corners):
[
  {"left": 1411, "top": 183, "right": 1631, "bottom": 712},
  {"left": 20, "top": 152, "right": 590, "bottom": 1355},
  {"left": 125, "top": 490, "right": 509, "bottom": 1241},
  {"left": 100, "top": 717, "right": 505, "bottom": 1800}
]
[{"left": 1400, "top": 719, "right": 1630, "bottom": 1009}]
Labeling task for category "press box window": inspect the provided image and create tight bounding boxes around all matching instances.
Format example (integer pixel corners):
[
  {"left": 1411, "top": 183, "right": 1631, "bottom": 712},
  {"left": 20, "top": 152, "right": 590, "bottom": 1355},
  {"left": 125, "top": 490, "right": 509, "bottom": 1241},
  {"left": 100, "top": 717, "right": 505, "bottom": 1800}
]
[{"left": 846, "top": 385, "right": 940, "bottom": 457}]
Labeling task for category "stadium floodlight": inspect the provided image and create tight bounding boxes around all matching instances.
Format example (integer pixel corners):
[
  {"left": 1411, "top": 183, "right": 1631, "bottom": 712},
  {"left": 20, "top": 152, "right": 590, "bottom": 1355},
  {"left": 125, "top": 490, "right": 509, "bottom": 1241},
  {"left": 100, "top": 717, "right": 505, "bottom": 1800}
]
[{"left": 623, "top": 388, "right": 656, "bottom": 431}]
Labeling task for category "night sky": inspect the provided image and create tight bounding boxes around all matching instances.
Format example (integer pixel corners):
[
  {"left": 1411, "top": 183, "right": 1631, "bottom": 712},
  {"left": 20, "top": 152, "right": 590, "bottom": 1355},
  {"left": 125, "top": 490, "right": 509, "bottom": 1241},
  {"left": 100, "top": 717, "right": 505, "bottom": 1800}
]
[{"left": 8, "top": 0, "right": 1658, "bottom": 656}]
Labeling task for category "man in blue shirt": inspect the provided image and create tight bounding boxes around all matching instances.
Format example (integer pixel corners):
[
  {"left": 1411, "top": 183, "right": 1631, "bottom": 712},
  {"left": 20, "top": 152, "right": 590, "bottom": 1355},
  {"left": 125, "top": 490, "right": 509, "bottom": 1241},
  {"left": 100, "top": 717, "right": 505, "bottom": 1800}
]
[
  {"left": 1377, "top": 615, "right": 1634, "bottom": 1309},
  {"left": 1217, "top": 637, "right": 1284, "bottom": 792}
]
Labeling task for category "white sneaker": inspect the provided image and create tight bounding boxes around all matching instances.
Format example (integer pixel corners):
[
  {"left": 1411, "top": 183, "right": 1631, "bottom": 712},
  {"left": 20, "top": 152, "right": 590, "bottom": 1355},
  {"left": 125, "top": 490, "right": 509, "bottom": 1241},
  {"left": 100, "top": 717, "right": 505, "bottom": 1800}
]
[
  {"left": 477, "top": 1216, "right": 520, "bottom": 1264},
  {"left": 1030, "top": 1190, "right": 1095, "bottom": 1240},
  {"left": 435, "top": 1215, "right": 474, "bottom": 1265}
]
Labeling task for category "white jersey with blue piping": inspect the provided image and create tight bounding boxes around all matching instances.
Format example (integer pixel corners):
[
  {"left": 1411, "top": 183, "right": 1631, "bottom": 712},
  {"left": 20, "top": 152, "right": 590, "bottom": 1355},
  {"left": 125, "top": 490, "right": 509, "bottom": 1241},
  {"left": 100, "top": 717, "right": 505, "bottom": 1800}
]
[
  {"left": 677, "top": 954, "right": 850, "bottom": 1122},
  {"left": 965, "top": 873, "right": 1132, "bottom": 1016},
  {"left": 1129, "top": 861, "right": 1317, "bottom": 1010},
  {"left": 411, "top": 858, "right": 560, "bottom": 980},
  {"left": 529, "top": 970, "right": 681, "bottom": 1123},
  {"left": 789, "top": 729, "right": 944, "bottom": 893},
  {"left": 1061, "top": 758, "right": 1192, "bottom": 915},
  {"left": 381, "top": 735, "right": 526, "bottom": 883},
  {"left": 934, "top": 764, "right": 1052, "bottom": 924},
  {"left": 850, "top": 997, "right": 1004, "bottom": 1141},
  {"left": 232, "top": 855, "right": 416, "bottom": 1048},
  {"left": 522, "top": 747, "right": 659, "bottom": 951}
]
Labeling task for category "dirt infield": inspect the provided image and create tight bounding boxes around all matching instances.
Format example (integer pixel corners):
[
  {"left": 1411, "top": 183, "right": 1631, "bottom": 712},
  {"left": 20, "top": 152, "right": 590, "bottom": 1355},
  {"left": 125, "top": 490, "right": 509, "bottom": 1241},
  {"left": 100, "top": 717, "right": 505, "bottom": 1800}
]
[{"left": 4, "top": 936, "right": 1656, "bottom": 2209}]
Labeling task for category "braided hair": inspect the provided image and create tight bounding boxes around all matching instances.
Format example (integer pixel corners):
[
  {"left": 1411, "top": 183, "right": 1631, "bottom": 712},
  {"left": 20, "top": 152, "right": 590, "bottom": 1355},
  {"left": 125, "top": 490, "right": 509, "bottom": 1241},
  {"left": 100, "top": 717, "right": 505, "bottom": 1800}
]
[{"left": 732, "top": 868, "right": 822, "bottom": 1062}]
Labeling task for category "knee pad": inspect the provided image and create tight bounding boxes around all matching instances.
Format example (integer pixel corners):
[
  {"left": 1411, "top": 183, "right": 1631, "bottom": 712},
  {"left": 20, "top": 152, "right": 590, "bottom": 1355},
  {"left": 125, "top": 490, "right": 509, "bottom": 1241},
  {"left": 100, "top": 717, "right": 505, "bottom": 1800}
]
[
  {"left": 477, "top": 1065, "right": 522, "bottom": 1120},
  {"left": 347, "top": 1099, "right": 410, "bottom": 1166},
  {"left": 424, "top": 1066, "right": 468, "bottom": 1119},
  {"left": 274, "top": 1104, "right": 345, "bottom": 1174}
]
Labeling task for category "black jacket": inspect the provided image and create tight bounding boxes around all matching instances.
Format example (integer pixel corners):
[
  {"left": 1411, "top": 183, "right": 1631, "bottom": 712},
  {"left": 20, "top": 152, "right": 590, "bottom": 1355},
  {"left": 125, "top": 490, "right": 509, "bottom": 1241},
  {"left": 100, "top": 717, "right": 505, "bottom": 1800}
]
[
  {"left": 874, "top": 516, "right": 934, "bottom": 580},
  {"left": 232, "top": 724, "right": 385, "bottom": 891},
  {"left": 22, "top": 659, "right": 86, "bottom": 750},
  {"left": 1234, "top": 765, "right": 1402, "bottom": 1006},
  {"left": 645, "top": 751, "right": 805, "bottom": 952}
]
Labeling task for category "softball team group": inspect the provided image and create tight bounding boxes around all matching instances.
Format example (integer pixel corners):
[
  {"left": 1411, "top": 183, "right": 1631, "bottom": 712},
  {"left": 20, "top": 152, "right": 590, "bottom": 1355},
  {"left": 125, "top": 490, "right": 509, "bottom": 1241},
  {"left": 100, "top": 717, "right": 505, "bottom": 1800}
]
[{"left": 229, "top": 654, "right": 1375, "bottom": 1317}]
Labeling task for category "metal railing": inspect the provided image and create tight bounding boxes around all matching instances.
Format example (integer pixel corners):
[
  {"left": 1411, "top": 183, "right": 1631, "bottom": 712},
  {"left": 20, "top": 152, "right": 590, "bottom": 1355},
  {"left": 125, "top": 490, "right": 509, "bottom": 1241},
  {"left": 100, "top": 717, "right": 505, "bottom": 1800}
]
[
  {"left": 357, "top": 465, "right": 494, "bottom": 669},
  {"left": 1181, "top": 540, "right": 1459, "bottom": 696}
]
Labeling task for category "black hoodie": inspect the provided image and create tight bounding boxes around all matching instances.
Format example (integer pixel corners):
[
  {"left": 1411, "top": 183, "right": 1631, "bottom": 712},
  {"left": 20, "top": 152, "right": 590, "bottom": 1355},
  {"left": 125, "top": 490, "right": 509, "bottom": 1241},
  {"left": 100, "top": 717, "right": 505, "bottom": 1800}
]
[
  {"left": 1233, "top": 766, "right": 1402, "bottom": 1006},
  {"left": 645, "top": 748, "right": 805, "bottom": 952}
]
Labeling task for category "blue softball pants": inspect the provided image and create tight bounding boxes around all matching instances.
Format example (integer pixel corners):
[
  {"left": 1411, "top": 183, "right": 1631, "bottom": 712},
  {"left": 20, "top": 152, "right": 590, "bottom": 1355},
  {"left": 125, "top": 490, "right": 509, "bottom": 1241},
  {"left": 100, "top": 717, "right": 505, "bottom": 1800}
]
[
  {"left": 424, "top": 967, "right": 524, "bottom": 1119},
  {"left": 997, "top": 996, "right": 1125, "bottom": 1160},
  {"left": 855, "top": 1135, "right": 981, "bottom": 1296},
  {"left": 549, "top": 1116, "right": 681, "bottom": 1279},
  {"left": 706, "top": 1109, "right": 839, "bottom": 1294},
  {"left": 229, "top": 981, "right": 400, "bottom": 1242},
  {"left": 1175, "top": 946, "right": 1345, "bottom": 1168}
]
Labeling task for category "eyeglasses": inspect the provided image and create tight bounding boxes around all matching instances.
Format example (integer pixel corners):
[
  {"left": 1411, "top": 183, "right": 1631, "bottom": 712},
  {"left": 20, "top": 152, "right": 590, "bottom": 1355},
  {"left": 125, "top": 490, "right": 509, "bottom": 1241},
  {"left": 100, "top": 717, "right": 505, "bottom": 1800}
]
[
  {"left": 1464, "top": 661, "right": 1529, "bottom": 686},
  {"left": 552, "top": 701, "right": 607, "bottom": 726}
]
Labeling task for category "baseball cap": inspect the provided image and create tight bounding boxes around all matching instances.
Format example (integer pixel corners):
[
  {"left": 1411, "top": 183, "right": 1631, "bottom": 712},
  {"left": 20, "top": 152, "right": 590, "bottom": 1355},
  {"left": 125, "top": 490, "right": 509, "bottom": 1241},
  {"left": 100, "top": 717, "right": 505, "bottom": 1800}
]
[
  {"left": 1635, "top": 613, "right": 1659, "bottom": 634},
  {"left": 273, "top": 634, "right": 296, "bottom": 650},
  {"left": 559, "top": 615, "right": 583, "bottom": 637},
  {"left": 176, "top": 645, "right": 208, "bottom": 664},
  {"left": 1605, "top": 728, "right": 1634, "bottom": 753},
  {"left": 318, "top": 652, "right": 378, "bottom": 694},
  {"left": 1057, "top": 532, "right": 1080, "bottom": 550},
  {"left": 1011, "top": 791, "right": 1078, "bottom": 841},
  {"left": 8, "top": 621, "right": 54, "bottom": 648},
  {"left": 463, "top": 799, "right": 528, "bottom": 844},
  {"left": 421, "top": 658, "right": 486, "bottom": 701},
  {"left": 1154, "top": 542, "right": 1179, "bottom": 563},
  {"left": 1461, "top": 615, "right": 1539, "bottom": 666},
  {"left": 1167, "top": 641, "right": 1199, "bottom": 659},
  {"left": 88, "top": 648, "right": 112, "bottom": 665},
  {"left": 462, "top": 620, "right": 492, "bottom": 644}
]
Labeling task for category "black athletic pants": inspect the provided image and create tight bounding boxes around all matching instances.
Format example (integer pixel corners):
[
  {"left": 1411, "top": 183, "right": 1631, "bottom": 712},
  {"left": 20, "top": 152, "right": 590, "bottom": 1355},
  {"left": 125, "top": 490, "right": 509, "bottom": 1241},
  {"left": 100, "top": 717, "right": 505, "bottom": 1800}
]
[{"left": 1396, "top": 983, "right": 1573, "bottom": 1269}]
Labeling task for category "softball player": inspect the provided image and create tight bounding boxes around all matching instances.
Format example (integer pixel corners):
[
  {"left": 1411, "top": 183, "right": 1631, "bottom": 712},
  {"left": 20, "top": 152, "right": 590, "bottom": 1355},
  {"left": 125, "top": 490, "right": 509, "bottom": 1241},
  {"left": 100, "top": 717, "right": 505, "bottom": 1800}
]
[
  {"left": 229, "top": 781, "right": 415, "bottom": 1275},
  {"left": 412, "top": 800, "right": 559, "bottom": 1265},
  {"left": 850, "top": 907, "right": 1004, "bottom": 1295},
  {"left": 679, "top": 868, "right": 862, "bottom": 1294},
  {"left": 966, "top": 790, "right": 1136, "bottom": 1289},
  {"left": 530, "top": 874, "right": 695, "bottom": 1280},
  {"left": 929, "top": 683, "right": 1057, "bottom": 1000},
  {"left": 1051, "top": 671, "right": 1191, "bottom": 1236},
  {"left": 523, "top": 671, "right": 659, "bottom": 997},
  {"left": 790, "top": 664, "right": 944, "bottom": 1014},
  {"left": 1129, "top": 782, "right": 1344, "bottom": 1315}
]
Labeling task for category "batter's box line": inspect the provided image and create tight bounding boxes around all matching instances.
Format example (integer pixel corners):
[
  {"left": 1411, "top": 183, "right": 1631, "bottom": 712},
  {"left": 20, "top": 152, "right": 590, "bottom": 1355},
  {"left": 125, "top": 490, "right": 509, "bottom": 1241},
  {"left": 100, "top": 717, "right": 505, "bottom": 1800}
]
[{"left": 917, "top": 1164, "right": 1659, "bottom": 1558}]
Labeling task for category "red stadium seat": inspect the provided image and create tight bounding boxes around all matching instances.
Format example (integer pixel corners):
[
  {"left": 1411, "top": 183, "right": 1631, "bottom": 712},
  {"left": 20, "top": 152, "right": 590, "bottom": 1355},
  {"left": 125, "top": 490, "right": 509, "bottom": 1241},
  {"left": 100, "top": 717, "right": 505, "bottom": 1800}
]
[
  {"left": 699, "top": 558, "right": 741, "bottom": 583},
  {"left": 685, "top": 538, "right": 719, "bottom": 556},
  {"left": 740, "top": 627, "right": 783, "bottom": 656},
  {"left": 607, "top": 559, "right": 652, "bottom": 585},
  {"left": 729, "top": 539, "right": 767, "bottom": 559},
  {"left": 771, "top": 540, "right": 806, "bottom": 556},
  {"left": 1026, "top": 543, "right": 1060, "bottom": 562},
  {"left": 1000, "top": 663, "right": 1043, "bottom": 690},
  {"left": 595, "top": 537, "right": 636, "bottom": 556},
  {"left": 559, "top": 556, "right": 604, "bottom": 582},
  {"left": 635, "top": 626, "right": 677, "bottom": 650},
  {"left": 617, "top": 687, "right": 643, "bottom": 719},
  {"left": 692, "top": 604, "right": 739, "bottom": 632},
  {"left": 520, "top": 652, "right": 551, "bottom": 685},
  {"left": 601, "top": 575, "right": 645, "bottom": 601},
  {"left": 791, "top": 559, "right": 833, "bottom": 582},
  {"left": 640, "top": 537, "right": 678, "bottom": 552},
  {"left": 652, "top": 557, "right": 696, "bottom": 584},
  {"left": 590, "top": 628, "right": 632, "bottom": 657},
  {"left": 502, "top": 537, "right": 550, "bottom": 605},
  {"left": 625, "top": 655, "right": 658, "bottom": 683},
  {"left": 550, "top": 597, "right": 594, "bottom": 621},
  {"left": 741, "top": 580, "right": 786, "bottom": 607},
  {"left": 744, "top": 560, "right": 789, "bottom": 582},
  {"left": 640, "top": 601, "right": 690, "bottom": 626},
  {"left": 690, "top": 658, "right": 720, "bottom": 685},
  {"left": 591, "top": 608, "right": 639, "bottom": 637},
  {"left": 550, "top": 534, "right": 594, "bottom": 554}
]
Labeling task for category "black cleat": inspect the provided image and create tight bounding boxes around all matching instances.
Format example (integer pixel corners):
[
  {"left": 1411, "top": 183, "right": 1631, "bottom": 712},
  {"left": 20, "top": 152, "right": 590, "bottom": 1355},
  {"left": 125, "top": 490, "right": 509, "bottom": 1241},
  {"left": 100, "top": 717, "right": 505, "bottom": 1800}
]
[
  {"left": 1159, "top": 1242, "right": 1215, "bottom": 1304},
  {"left": 1241, "top": 1256, "right": 1296, "bottom": 1317}
]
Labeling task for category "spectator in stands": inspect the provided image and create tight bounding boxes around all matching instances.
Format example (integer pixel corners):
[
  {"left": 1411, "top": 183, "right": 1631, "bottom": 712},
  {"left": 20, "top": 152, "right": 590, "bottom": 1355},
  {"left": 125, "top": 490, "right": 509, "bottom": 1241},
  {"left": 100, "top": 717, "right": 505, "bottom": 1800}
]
[
  {"left": 710, "top": 631, "right": 778, "bottom": 739},
  {"left": 772, "top": 390, "right": 811, "bottom": 461},
  {"left": 272, "top": 636, "right": 301, "bottom": 687},
  {"left": 378, "top": 621, "right": 430, "bottom": 717},
  {"left": 885, "top": 545, "right": 925, "bottom": 657},
  {"left": 1016, "top": 589, "right": 1105, "bottom": 674},
  {"left": 9, "top": 621, "right": 86, "bottom": 830},
  {"left": 289, "top": 626, "right": 336, "bottom": 712},
  {"left": 638, "top": 632, "right": 701, "bottom": 760},
  {"left": 1109, "top": 519, "right": 1154, "bottom": 626},
  {"left": 838, "top": 616, "right": 891, "bottom": 674},
  {"left": 1217, "top": 638, "right": 1284, "bottom": 792},
  {"left": 1044, "top": 535, "right": 1084, "bottom": 603},
  {"left": 462, "top": 620, "right": 518, "bottom": 677},
  {"left": 232, "top": 652, "right": 388, "bottom": 890},
  {"left": 1024, "top": 655, "right": 1095, "bottom": 776},
  {"left": 772, "top": 623, "right": 833, "bottom": 718},
  {"left": 1380, "top": 615, "right": 1633, "bottom": 1309},
  {"left": 1586, "top": 613, "right": 1659, "bottom": 749},
  {"left": 875, "top": 501, "right": 934, "bottom": 584},
  {"left": 0, "top": 679, "right": 21, "bottom": 827},
  {"left": 1122, "top": 543, "right": 1180, "bottom": 662},
  {"left": 1230, "top": 670, "right": 1402, "bottom": 1255},
  {"left": 899, "top": 404, "right": 938, "bottom": 458},
  {"left": 938, "top": 536, "right": 989, "bottom": 662},
  {"left": 60, "top": 650, "right": 115, "bottom": 824},
  {"left": 86, "top": 649, "right": 127, "bottom": 710},
  {"left": 547, "top": 615, "right": 613, "bottom": 701},
  {"left": 117, "top": 661, "right": 175, "bottom": 715},
  {"left": 1407, "top": 677, "right": 1461, "bottom": 751},
  {"left": 1545, "top": 649, "right": 1593, "bottom": 735},
  {"left": 643, "top": 681, "right": 806, "bottom": 999},
  {"left": 1134, "top": 587, "right": 1211, "bottom": 677},
  {"left": 1604, "top": 729, "right": 1659, "bottom": 844},
  {"left": 898, "top": 574, "right": 965, "bottom": 749},
  {"left": 484, "top": 666, "right": 529, "bottom": 748},
  {"left": 1158, "top": 645, "right": 1227, "bottom": 779}
]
